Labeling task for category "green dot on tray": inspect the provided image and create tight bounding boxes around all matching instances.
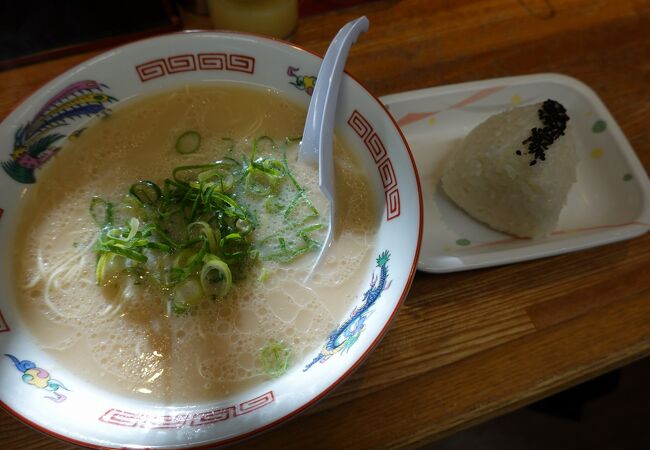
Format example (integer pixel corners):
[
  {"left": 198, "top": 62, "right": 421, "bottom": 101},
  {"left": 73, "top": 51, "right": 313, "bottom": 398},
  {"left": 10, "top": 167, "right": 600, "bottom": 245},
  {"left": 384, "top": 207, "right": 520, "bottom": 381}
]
[
  {"left": 456, "top": 238, "right": 471, "bottom": 246},
  {"left": 592, "top": 119, "right": 607, "bottom": 133},
  {"left": 623, "top": 173, "right": 633, "bottom": 181}
]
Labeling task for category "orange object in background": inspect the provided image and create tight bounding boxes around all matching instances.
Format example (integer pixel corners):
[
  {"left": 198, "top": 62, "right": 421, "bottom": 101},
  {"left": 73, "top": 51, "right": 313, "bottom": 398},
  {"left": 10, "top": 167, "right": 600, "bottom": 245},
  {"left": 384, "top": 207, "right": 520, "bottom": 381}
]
[
  {"left": 204, "top": 0, "right": 378, "bottom": 39},
  {"left": 206, "top": 0, "right": 299, "bottom": 38},
  {"left": 299, "top": 0, "right": 379, "bottom": 17}
]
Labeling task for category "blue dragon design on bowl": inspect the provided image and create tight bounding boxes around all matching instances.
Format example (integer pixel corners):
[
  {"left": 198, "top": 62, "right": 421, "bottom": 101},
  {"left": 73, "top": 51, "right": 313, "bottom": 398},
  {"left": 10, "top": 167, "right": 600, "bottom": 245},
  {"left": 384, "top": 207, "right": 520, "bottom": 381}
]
[{"left": 304, "top": 250, "right": 392, "bottom": 371}]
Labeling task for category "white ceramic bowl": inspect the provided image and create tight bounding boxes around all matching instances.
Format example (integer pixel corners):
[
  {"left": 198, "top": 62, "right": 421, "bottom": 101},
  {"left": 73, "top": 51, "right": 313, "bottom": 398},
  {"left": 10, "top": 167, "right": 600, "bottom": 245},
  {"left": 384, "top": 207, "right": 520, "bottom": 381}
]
[{"left": 0, "top": 32, "right": 422, "bottom": 448}]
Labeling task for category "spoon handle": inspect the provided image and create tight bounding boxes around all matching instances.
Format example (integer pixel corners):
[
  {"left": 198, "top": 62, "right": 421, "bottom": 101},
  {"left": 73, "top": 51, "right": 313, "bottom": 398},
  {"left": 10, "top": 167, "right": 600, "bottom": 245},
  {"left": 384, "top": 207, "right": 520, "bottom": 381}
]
[{"left": 301, "top": 16, "right": 369, "bottom": 174}]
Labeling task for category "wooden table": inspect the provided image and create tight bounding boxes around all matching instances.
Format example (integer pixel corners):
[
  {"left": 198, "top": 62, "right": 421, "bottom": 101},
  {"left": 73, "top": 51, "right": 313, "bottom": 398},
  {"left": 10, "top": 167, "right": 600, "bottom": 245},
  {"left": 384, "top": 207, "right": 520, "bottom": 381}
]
[{"left": 1, "top": 0, "right": 649, "bottom": 448}]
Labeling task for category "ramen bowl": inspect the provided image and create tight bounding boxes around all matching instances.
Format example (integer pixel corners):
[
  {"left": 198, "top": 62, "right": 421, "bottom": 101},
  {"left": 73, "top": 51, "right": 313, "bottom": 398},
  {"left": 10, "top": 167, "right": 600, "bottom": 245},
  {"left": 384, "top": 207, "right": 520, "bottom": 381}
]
[{"left": 0, "top": 31, "right": 422, "bottom": 448}]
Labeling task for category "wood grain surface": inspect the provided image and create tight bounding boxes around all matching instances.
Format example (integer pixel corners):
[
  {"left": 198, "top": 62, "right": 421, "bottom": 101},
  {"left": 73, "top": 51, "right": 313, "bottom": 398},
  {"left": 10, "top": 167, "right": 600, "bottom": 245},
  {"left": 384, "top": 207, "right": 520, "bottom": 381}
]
[{"left": 1, "top": 0, "right": 649, "bottom": 448}]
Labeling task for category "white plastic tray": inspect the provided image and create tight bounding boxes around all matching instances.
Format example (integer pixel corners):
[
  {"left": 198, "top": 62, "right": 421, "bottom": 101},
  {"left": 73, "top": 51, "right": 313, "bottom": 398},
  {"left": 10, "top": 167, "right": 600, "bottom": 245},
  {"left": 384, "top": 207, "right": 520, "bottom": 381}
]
[{"left": 381, "top": 73, "right": 650, "bottom": 273}]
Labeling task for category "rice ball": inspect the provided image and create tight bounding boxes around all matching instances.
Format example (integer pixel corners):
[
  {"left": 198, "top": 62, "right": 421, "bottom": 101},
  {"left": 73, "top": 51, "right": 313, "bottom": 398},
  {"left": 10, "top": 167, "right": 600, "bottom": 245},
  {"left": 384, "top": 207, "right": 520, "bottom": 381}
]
[{"left": 441, "top": 99, "right": 577, "bottom": 238}]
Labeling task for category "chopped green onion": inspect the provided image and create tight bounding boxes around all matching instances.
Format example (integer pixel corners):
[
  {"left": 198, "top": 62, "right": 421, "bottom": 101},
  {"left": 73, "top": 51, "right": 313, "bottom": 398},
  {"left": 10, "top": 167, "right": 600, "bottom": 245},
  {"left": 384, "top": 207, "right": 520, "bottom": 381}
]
[
  {"left": 174, "top": 247, "right": 198, "bottom": 269},
  {"left": 188, "top": 221, "right": 219, "bottom": 254},
  {"left": 95, "top": 253, "right": 112, "bottom": 285},
  {"left": 97, "top": 243, "right": 148, "bottom": 263},
  {"left": 245, "top": 167, "right": 280, "bottom": 196},
  {"left": 176, "top": 131, "right": 201, "bottom": 154},
  {"left": 264, "top": 196, "right": 284, "bottom": 213},
  {"left": 220, "top": 233, "right": 248, "bottom": 259},
  {"left": 125, "top": 217, "right": 140, "bottom": 241},
  {"left": 259, "top": 340, "right": 290, "bottom": 378},
  {"left": 172, "top": 277, "right": 204, "bottom": 313},
  {"left": 129, "top": 180, "right": 161, "bottom": 205},
  {"left": 235, "top": 218, "right": 253, "bottom": 235},
  {"left": 257, "top": 158, "right": 285, "bottom": 177},
  {"left": 173, "top": 163, "right": 234, "bottom": 184},
  {"left": 90, "top": 135, "right": 324, "bottom": 315},
  {"left": 197, "top": 167, "right": 232, "bottom": 183},
  {"left": 250, "top": 136, "right": 277, "bottom": 160},
  {"left": 89, "top": 197, "right": 113, "bottom": 227},
  {"left": 171, "top": 301, "right": 191, "bottom": 315},
  {"left": 258, "top": 268, "right": 269, "bottom": 282},
  {"left": 200, "top": 254, "right": 232, "bottom": 300}
]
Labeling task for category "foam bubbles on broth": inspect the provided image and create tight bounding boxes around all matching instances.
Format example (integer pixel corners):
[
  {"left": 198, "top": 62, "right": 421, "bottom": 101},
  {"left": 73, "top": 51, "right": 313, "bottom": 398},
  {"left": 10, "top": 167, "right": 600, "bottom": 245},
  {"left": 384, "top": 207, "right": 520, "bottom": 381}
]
[{"left": 13, "top": 83, "right": 378, "bottom": 403}]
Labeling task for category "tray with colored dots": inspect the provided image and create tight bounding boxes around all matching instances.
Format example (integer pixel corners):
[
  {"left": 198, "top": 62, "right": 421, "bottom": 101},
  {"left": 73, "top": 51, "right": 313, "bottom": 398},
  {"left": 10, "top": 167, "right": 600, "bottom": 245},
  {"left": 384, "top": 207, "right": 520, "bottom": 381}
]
[{"left": 381, "top": 73, "right": 650, "bottom": 273}]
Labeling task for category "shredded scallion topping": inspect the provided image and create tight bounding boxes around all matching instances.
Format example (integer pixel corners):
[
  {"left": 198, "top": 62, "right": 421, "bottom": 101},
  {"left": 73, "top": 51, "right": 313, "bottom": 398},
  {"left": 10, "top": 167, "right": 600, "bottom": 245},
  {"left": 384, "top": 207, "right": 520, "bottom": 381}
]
[
  {"left": 90, "top": 136, "right": 323, "bottom": 314},
  {"left": 175, "top": 131, "right": 201, "bottom": 154},
  {"left": 259, "top": 340, "right": 291, "bottom": 378}
]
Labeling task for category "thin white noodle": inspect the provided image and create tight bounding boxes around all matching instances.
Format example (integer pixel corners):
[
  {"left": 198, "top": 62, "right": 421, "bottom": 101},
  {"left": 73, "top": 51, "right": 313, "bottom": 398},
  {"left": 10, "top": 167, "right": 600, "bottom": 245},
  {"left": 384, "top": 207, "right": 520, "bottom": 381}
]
[
  {"left": 241, "top": 117, "right": 264, "bottom": 141},
  {"left": 100, "top": 302, "right": 123, "bottom": 319},
  {"left": 25, "top": 240, "right": 89, "bottom": 291},
  {"left": 197, "top": 320, "right": 206, "bottom": 340},
  {"left": 196, "top": 356, "right": 212, "bottom": 381},
  {"left": 40, "top": 234, "right": 98, "bottom": 318},
  {"left": 99, "top": 303, "right": 115, "bottom": 316},
  {"left": 24, "top": 248, "right": 45, "bottom": 288},
  {"left": 43, "top": 268, "right": 71, "bottom": 318},
  {"left": 41, "top": 337, "right": 76, "bottom": 351}
]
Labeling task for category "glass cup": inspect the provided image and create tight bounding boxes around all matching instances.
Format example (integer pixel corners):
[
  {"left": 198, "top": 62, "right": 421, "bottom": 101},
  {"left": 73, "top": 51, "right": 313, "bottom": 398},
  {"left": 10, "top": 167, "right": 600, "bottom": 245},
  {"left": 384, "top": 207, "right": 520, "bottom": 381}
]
[{"left": 207, "top": 0, "right": 299, "bottom": 39}]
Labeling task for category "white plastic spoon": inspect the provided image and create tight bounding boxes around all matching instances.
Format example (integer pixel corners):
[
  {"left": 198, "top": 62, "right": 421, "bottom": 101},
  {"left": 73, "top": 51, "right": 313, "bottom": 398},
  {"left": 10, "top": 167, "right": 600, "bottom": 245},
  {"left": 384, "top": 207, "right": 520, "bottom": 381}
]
[{"left": 299, "top": 16, "right": 369, "bottom": 279}]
